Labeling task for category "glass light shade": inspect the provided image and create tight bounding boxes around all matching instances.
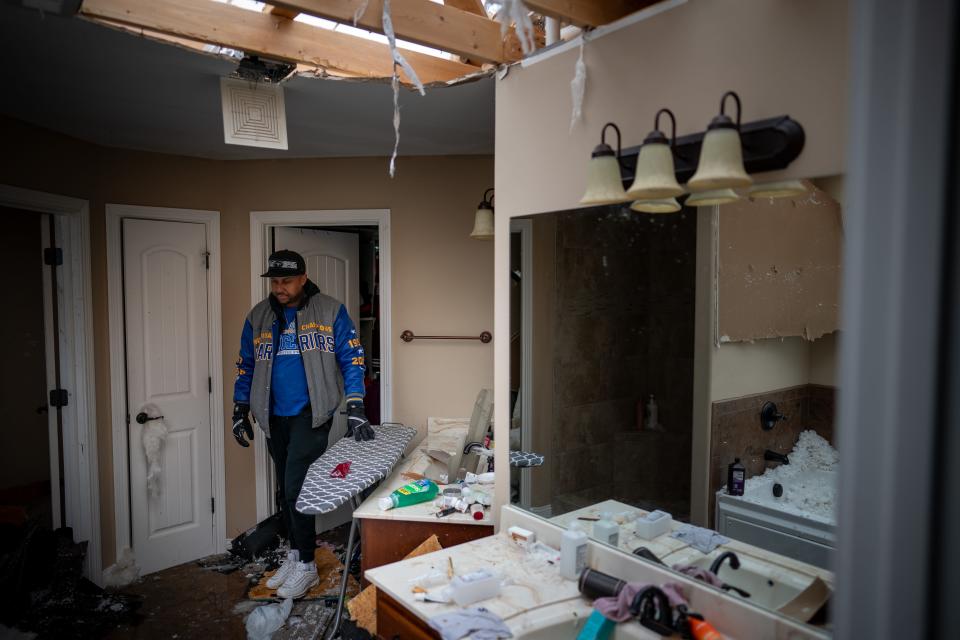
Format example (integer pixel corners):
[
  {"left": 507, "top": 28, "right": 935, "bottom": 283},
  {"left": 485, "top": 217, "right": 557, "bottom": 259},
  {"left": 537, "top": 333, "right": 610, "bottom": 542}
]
[
  {"left": 748, "top": 180, "right": 808, "bottom": 199},
  {"left": 687, "top": 128, "right": 753, "bottom": 192},
  {"left": 470, "top": 206, "right": 494, "bottom": 239},
  {"left": 580, "top": 154, "right": 629, "bottom": 205},
  {"left": 685, "top": 188, "right": 741, "bottom": 207},
  {"left": 631, "top": 197, "right": 681, "bottom": 214},
  {"left": 625, "top": 142, "right": 683, "bottom": 200}
]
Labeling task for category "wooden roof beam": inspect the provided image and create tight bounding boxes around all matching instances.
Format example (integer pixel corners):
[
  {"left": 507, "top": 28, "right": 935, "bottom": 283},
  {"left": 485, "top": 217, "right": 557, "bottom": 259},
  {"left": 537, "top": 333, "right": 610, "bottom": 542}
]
[
  {"left": 79, "top": 0, "right": 479, "bottom": 84},
  {"left": 522, "top": 0, "right": 656, "bottom": 28},
  {"left": 443, "top": 0, "right": 487, "bottom": 16},
  {"left": 269, "top": 0, "right": 521, "bottom": 63}
]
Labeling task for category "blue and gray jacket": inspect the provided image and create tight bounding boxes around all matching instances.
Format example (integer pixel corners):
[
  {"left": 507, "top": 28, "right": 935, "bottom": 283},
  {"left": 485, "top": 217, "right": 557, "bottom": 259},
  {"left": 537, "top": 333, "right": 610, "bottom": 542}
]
[{"left": 234, "top": 279, "right": 365, "bottom": 436}]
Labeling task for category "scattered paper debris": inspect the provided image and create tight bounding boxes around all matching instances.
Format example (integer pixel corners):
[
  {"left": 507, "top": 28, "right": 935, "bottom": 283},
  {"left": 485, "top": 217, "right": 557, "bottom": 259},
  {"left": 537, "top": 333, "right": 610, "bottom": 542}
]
[{"left": 103, "top": 548, "right": 141, "bottom": 588}]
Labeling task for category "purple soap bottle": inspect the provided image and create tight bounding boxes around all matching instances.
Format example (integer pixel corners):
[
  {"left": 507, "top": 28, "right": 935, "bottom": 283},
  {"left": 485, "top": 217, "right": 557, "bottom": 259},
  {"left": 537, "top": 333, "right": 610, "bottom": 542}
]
[{"left": 727, "top": 458, "right": 746, "bottom": 496}]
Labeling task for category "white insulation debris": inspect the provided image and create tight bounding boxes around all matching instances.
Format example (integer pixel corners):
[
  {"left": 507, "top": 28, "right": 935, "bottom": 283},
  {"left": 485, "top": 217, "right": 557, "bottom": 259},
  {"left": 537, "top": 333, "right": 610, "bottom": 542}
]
[
  {"left": 352, "top": 0, "right": 370, "bottom": 25},
  {"left": 383, "top": 0, "right": 425, "bottom": 177},
  {"left": 103, "top": 548, "right": 141, "bottom": 588},
  {"left": 141, "top": 404, "right": 168, "bottom": 498},
  {"left": 496, "top": 0, "right": 536, "bottom": 56},
  {"left": 570, "top": 36, "right": 587, "bottom": 131}
]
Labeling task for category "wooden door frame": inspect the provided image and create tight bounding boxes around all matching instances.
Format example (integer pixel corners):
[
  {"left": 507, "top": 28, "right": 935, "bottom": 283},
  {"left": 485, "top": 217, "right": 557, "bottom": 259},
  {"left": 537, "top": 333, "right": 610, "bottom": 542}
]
[
  {"left": 0, "top": 185, "right": 101, "bottom": 584},
  {"left": 106, "top": 204, "right": 227, "bottom": 564},
  {"left": 249, "top": 209, "right": 392, "bottom": 522}
]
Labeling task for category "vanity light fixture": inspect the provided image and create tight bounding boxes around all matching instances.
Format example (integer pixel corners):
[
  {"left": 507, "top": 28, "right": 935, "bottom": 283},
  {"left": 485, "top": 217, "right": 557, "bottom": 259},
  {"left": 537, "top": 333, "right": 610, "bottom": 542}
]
[
  {"left": 470, "top": 187, "right": 495, "bottom": 240},
  {"left": 631, "top": 197, "right": 682, "bottom": 214},
  {"left": 625, "top": 108, "right": 684, "bottom": 201},
  {"left": 579, "top": 122, "right": 629, "bottom": 205},
  {"left": 685, "top": 188, "right": 741, "bottom": 207},
  {"left": 687, "top": 91, "right": 753, "bottom": 193},
  {"left": 747, "top": 179, "right": 809, "bottom": 200}
]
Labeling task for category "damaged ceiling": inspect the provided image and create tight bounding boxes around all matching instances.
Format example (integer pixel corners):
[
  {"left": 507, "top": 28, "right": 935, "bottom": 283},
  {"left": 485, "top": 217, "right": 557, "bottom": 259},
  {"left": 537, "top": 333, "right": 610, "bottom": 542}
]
[{"left": 0, "top": 2, "right": 495, "bottom": 159}]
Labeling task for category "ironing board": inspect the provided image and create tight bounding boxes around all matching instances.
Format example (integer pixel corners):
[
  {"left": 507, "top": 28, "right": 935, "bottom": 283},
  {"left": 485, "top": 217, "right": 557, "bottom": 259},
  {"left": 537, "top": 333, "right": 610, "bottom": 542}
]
[{"left": 295, "top": 422, "right": 417, "bottom": 639}]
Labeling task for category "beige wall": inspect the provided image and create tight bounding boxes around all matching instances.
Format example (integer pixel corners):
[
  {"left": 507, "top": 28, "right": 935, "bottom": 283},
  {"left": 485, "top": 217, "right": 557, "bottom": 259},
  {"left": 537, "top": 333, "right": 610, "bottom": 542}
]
[
  {"left": 493, "top": 0, "right": 849, "bottom": 524},
  {"left": 0, "top": 116, "right": 494, "bottom": 566}
]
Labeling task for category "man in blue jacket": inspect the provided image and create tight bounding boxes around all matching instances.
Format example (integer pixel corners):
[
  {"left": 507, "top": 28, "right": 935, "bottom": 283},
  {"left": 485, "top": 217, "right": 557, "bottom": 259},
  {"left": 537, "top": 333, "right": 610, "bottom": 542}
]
[{"left": 232, "top": 249, "right": 373, "bottom": 598}]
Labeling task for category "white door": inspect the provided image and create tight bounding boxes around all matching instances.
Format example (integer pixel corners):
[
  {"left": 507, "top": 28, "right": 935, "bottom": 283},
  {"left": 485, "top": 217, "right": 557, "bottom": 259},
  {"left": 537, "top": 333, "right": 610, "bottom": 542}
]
[
  {"left": 123, "top": 218, "right": 214, "bottom": 575},
  {"left": 274, "top": 227, "right": 360, "bottom": 445}
]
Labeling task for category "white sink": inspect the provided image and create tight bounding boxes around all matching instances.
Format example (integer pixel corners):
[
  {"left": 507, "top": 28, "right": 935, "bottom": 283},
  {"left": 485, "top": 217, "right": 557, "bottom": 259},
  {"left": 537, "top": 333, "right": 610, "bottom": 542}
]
[
  {"left": 508, "top": 599, "right": 664, "bottom": 639},
  {"left": 670, "top": 551, "right": 814, "bottom": 610}
]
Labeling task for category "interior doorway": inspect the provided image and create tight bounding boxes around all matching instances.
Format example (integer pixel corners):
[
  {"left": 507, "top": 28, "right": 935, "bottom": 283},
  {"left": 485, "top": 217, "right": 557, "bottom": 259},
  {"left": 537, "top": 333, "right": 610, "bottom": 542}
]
[
  {"left": 249, "top": 210, "right": 392, "bottom": 529},
  {"left": 106, "top": 205, "right": 226, "bottom": 576},
  {"left": 0, "top": 208, "right": 55, "bottom": 531},
  {"left": 0, "top": 186, "right": 100, "bottom": 584}
]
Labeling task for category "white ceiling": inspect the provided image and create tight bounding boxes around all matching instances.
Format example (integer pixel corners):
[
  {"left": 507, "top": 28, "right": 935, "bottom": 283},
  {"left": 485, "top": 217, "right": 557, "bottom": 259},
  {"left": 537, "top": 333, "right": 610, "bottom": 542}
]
[{"left": 0, "top": 3, "right": 495, "bottom": 159}]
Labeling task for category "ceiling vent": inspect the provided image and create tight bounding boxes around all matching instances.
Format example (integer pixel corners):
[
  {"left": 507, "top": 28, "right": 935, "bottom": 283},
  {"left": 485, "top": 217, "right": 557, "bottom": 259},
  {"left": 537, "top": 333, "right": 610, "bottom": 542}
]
[{"left": 220, "top": 76, "right": 288, "bottom": 150}]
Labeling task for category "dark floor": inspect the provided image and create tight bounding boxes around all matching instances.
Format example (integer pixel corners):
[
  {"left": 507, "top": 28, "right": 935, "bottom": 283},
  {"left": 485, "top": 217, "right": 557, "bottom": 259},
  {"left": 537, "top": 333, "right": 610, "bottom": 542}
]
[{"left": 1, "top": 523, "right": 372, "bottom": 640}]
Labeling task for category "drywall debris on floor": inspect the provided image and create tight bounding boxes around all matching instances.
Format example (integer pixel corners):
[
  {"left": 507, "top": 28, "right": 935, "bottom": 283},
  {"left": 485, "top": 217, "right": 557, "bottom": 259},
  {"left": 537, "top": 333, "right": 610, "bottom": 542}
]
[
  {"left": 103, "top": 547, "right": 142, "bottom": 587},
  {"left": 718, "top": 182, "right": 842, "bottom": 342}
]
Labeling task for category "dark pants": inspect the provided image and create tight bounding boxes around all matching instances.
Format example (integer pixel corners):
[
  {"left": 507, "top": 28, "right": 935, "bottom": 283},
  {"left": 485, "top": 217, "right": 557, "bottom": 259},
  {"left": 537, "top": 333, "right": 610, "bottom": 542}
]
[{"left": 267, "top": 408, "right": 331, "bottom": 561}]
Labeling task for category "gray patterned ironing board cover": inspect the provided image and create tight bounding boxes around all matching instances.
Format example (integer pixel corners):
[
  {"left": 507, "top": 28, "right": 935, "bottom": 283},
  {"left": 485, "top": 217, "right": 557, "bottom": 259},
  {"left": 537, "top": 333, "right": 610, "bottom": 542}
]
[
  {"left": 510, "top": 450, "right": 545, "bottom": 467},
  {"left": 296, "top": 423, "right": 418, "bottom": 515}
]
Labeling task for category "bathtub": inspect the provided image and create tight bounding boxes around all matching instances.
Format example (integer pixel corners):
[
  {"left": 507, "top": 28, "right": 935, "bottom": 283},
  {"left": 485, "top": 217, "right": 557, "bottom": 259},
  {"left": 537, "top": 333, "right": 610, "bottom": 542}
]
[{"left": 715, "top": 490, "right": 836, "bottom": 569}]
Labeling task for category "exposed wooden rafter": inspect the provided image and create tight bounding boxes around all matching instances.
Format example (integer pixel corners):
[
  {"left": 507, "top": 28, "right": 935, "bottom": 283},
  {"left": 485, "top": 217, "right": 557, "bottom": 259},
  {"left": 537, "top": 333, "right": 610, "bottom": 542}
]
[
  {"left": 443, "top": 0, "right": 487, "bottom": 16},
  {"left": 266, "top": 4, "right": 300, "bottom": 20},
  {"left": 269, "top": 0, "right": 521, "bottom": 63},
  {"left": 79, "top": 0, "right": 479, "bottom": 84},
  {"left": 523, "top": 0, "right": 655, "bottom": 27}
]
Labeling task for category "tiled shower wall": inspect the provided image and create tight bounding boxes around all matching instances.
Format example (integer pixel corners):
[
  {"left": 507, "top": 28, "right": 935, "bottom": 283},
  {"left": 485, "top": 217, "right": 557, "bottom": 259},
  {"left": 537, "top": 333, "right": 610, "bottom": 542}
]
[
  {"left": 550, "top": 206, "right": 696, "bottom": 520},
  {"left": 708, "top": 383, "right": 836, "bottom": 526}
]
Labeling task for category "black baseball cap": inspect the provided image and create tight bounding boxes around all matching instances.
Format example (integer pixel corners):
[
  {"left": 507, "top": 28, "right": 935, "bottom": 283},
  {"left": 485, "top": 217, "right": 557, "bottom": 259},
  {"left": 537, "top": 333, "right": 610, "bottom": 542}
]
[{"left": 261, "top": 250, "right": 306, "bottom": 277}]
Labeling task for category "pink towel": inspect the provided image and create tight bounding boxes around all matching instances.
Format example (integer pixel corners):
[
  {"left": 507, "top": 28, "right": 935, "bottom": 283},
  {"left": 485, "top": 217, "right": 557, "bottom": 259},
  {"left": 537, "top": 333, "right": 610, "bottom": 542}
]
[
  {"left": 671, "top": 564, "right": 725, "bottom": 588},
  {"left": 593, "top": 583, "right": 688, "bottom": 623}
]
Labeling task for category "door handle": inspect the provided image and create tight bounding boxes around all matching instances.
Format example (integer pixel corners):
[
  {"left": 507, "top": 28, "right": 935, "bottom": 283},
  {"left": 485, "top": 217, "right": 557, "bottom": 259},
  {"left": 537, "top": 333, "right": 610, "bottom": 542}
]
[{"left": 136, "top": 411, "right": 164, "bottom": 424}]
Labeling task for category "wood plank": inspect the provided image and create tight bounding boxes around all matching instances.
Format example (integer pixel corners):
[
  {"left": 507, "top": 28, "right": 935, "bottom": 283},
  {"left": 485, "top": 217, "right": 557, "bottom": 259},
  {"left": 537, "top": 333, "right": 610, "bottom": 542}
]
[
  {"left": 444, "top": 0, "right": 487, "bottom": 16},
  {"left": 270, "top": 0, "right": 519, "bottom": 63},
  {"left": 266, "top": 4, "right": 300, "bottom": 20},
  {"left": 79, "top": 0, "right": 479, "bottom": 84},
  {"left": 523, "top": 0, "right": 656, "bottom": 27}
]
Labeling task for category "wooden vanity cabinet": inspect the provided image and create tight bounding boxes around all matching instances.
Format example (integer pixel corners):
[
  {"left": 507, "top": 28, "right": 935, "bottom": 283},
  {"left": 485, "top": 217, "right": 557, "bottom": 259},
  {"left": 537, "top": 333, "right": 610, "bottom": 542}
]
[{"left": 376, "top": 590, "right": 441, "bottom": 640}]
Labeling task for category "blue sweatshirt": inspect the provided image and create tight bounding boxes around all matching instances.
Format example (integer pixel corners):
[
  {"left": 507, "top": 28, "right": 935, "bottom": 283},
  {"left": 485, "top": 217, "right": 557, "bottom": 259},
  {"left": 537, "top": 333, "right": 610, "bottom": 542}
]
[{"left": 234, "top": 301, "right": 365, "bottom": 415}]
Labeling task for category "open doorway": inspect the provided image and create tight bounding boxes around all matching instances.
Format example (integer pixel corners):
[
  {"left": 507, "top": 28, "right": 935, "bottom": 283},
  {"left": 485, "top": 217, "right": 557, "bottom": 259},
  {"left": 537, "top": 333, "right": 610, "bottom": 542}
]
[
  {"left": 249, "top": 210, "right": 392, "bottom": 529},
  {"left": 0, "top": 186, "right": 100, "bottom": 584},
  {"left": 0, "top": 208, "right": 55, "bottom": 531}
]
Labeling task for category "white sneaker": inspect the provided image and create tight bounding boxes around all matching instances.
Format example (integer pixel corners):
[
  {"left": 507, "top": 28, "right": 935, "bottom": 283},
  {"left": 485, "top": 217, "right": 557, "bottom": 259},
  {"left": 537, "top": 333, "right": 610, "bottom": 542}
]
[
  {"left": 266, "top": 550, "right": 299, "bottom": 589},
  {"left": 276, "top": 561, "right": 319, "bottom": 599}
]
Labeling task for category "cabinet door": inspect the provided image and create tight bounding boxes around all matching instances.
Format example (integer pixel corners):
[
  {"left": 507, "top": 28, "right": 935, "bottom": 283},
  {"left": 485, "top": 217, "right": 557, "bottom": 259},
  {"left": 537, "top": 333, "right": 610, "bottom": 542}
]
[{"left": 377, "top": 591, "right": 439, "bottom": 640}]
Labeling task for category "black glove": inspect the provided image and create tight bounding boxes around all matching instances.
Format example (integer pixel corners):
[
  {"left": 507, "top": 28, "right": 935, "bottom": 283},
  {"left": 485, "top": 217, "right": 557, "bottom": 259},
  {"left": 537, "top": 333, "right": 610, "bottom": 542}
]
[
  {"left": 232, "top": 403, "right": 254, "bottom": 447},
  {"left": 345, "top": 400, "right": 375, "bottom": 442}
]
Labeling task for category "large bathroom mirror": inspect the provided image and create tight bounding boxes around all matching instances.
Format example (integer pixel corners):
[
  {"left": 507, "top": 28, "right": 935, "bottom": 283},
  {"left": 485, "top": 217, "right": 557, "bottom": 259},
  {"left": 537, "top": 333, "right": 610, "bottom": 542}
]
[{"left": 508, "top": 179, "right": 842, "bottom": 632}]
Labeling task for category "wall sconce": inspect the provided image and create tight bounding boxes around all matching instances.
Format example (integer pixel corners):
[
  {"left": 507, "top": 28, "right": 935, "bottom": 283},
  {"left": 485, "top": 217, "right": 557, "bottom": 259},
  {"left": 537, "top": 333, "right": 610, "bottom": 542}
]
[
  {"left": 688, "top": 91, "right": 753, "bottom": 193},
  {"left": 631, "top": 197, "right": 682, "bottom": 214},
  {"left": 470, "top": 188, "right": 494, "bottom": 240},
  {"left": 748, "top": 179, "right": 809, "bottom": 199},
  {"left": 625, "top": 108, "right": 683, "bottom": 201},
  {"left": 685, "top": 188, "right": 741, "bottom": 207},
  {"left": 580, "top": 123, "right": 629, "bottom": 205}
]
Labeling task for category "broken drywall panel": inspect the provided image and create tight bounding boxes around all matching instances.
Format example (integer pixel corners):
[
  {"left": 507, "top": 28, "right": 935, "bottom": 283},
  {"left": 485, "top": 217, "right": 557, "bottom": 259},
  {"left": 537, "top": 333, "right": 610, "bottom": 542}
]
[{"left": 718, "top": 183, "right": 842, "bottom": 342}]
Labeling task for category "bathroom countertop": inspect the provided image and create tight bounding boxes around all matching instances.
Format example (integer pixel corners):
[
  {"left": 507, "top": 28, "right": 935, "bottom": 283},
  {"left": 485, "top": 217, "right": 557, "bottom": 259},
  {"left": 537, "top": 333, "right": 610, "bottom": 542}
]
[
  {"left": 550, "top": 499, "right": 692, "bottom": 560},
  {"left": 353, "top": 418, "right": 494, "bottom": 526},
  {"left": 550, "top": 499, "right": 832, "bottom": 587},
  {"left": 364, "top": 531, "right": 583, "bottom": 627}
]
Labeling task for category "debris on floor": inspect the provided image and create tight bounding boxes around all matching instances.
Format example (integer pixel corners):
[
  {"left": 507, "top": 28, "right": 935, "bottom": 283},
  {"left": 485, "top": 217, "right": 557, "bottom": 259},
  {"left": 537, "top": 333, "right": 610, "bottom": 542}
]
[
  {"left": 245, "top": 597, "right": 293, "bottom": 640},
  {"left": 0, "top": 525, "right": 141, "bottom": 638},
  {"left": 248, "top": 546, "right": 360, "bottom": 601},
  {"left": 102, "top": 547, "right": 141, "bottom": 587}
]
